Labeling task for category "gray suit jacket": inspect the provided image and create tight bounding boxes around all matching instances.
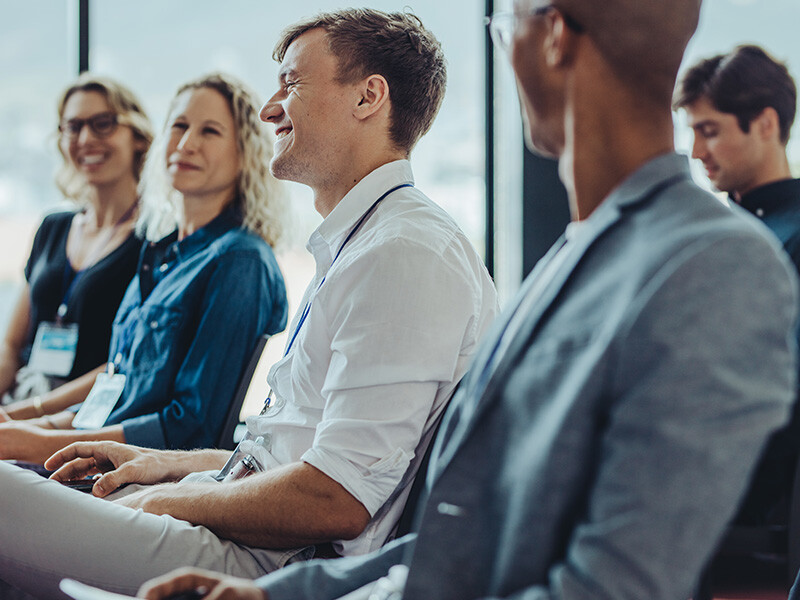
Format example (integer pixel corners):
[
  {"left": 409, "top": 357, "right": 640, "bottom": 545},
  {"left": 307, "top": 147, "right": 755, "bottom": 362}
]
[{"left": 262, "top": 153, "right": 798, "bottom": 600}]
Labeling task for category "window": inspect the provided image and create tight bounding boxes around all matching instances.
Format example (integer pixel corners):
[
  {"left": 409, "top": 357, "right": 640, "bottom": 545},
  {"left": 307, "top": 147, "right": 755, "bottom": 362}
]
[
  {"left": 91, "top": 1, "right": 486, "bottom": 414},
  {"left": 0, "top": 2, "right": 72, "bottom": 330},
  {"left": 676, "top": 0, "right": 800, "bottom": 184}
]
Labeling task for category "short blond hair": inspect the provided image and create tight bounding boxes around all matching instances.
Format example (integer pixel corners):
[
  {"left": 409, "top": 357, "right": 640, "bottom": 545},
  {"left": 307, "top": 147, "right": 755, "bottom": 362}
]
[{"left": 137, "top": 72, "right": 288, "bottom": 247}]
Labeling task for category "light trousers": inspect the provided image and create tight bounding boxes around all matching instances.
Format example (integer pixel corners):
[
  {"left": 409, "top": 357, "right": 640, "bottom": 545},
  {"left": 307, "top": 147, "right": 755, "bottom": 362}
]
[{"left": 0, "top": 461, "right": 312, "bottom": 599}]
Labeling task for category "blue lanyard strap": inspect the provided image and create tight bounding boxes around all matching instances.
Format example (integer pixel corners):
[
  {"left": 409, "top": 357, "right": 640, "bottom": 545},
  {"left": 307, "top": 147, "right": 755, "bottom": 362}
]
[{"left": 283, "top": 182, "right": 413, "bottom": 358}]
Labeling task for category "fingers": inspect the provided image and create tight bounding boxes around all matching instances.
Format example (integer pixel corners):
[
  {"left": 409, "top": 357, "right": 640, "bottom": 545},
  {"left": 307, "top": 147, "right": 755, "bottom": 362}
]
[
  {"left": 92, "top": 460, "right": 150, "bottom": 497},
  {"left": 48, "top": 456, "right": 98, "bottom": 483},
  {"left": 138, "top": 567, "right": 218, "bottom": 599},
  {"left": 0, "top": 406, "right": 10, "bottom": 423},
  {"left": 44, "top": 440, "right": 122, "bottom": 472},
  {"left": 137, "top": 568, "right": 264, "bottom": 600}
]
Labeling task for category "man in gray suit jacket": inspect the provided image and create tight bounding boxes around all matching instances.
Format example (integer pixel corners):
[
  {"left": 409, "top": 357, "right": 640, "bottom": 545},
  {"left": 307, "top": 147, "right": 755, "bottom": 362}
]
[{"left": 138, "top": 1, "right": 799, "bottom": 598}]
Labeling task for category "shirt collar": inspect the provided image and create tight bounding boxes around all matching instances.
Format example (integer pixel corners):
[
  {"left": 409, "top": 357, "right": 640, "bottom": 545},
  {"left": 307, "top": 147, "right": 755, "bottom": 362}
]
[
  {"left": 307, "top": 160, "right": 415, "bottom": 265},
  {"left": 734, "top": 178, "right": 800, "bottom": 218}
]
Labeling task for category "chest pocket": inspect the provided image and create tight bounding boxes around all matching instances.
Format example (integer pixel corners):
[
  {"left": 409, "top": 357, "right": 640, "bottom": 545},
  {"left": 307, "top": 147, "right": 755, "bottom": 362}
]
[{"left": 125, "top": 304, "right": 183, "bottom": 371}]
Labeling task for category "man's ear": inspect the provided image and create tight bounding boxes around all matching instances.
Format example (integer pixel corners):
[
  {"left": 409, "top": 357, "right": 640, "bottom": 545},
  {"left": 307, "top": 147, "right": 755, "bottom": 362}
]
[
  {"left": 543, "top": 10, "right": 579, "bottom": 68},
  {"left": 353, "top": 74, "right": 390, "bottom": 121},
  {"left": 754, "top": 106, "right": 781, "bottom": 142}
]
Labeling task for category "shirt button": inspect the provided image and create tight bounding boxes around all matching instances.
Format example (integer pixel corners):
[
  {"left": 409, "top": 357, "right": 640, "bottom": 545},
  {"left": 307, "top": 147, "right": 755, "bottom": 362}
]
[
  {"left": 142, "top": 264, "right": 150, "bottom": 271},
  {"left": 437, "top": 502, "right": 466, "bottom": 517},
  {"left": 150, "top": 321, "right": 159, "bottom": 329},
  {"left": 756, "top": 208, "right": 764, "bottom": 217},
  {"left": 159, "top": 263, "right": 170, "bottom": 272}
]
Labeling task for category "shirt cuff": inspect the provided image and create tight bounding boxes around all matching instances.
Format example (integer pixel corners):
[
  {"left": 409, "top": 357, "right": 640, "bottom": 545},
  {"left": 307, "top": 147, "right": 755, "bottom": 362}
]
[
  {"left": 302, "top": 445, "right": 413, "bottom": 516},
  {"left": 121, "top": 413, "right": 166, "bottom": 449}
]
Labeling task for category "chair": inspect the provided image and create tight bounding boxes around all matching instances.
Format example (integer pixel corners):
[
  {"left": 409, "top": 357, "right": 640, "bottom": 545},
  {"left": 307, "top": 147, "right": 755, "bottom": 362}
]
[
  {"left": 395, "top": 417, "right": 441, "bottom": 538},
  {"left": 395, "top": 379, "right": 462, "bottom": 538},
  {"left": 694, "top": 454, "right": 800, "bottom": 600},
  {"left": 214, "top": 334, "right": 270, "bottom": 450}
]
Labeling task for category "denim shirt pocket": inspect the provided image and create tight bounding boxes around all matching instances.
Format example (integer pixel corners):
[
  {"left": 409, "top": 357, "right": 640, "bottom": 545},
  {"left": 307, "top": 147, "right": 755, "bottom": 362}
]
[{"left": 127, "top": 304, "right": 183, "bottom": 371}]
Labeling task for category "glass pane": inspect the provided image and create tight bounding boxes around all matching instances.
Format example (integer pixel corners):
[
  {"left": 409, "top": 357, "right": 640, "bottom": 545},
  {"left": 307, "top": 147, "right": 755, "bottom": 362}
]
[
  {"left": 92, "top": 1, "right": 486, "bottom": 415},
  {"left": 0, "top": 1, "right": 72, "bottom": 330}
]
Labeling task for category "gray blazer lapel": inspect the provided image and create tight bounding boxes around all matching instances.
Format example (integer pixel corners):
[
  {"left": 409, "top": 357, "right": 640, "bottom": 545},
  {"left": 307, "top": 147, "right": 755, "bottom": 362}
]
[{"left": 434, "top": 203, "right": 624, "bottom": 471}]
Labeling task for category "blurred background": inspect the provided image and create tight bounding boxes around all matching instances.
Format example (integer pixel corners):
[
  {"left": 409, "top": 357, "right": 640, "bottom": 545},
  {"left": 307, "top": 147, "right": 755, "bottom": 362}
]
[{"left": 1, "top": 0, "right": 798, "bottom": 414}]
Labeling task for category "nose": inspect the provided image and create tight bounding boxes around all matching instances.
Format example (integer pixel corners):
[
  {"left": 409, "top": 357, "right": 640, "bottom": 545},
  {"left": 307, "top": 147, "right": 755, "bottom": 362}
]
[
  {"left": 260, "top": 91, "right": 284, "bottom": 124},
  {"left": 177, "top": 128, "right": 199, "bottom": 152},
  {"left": 691, "top": 135, "right": 707, "bottom": 161},
  {"left": 76, "top": 122, "right": 95, "bottom": 145}
]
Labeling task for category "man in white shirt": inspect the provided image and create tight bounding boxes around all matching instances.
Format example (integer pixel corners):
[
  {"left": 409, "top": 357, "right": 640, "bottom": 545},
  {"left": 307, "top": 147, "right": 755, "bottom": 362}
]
[{"left": 0, "top": 9, "right": 497, "bottom": 598}]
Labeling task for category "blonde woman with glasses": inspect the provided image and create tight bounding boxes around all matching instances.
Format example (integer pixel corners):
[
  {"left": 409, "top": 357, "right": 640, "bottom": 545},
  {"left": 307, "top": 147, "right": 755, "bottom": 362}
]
[{"left": 0, "top": 74, "right": 153, "bottom": 418}]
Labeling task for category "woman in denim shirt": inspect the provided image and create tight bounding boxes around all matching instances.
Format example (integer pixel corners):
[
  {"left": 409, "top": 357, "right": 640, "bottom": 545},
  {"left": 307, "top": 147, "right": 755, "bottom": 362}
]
[{"left": 0, "top": 73, "right": 288, "bottom": 462}]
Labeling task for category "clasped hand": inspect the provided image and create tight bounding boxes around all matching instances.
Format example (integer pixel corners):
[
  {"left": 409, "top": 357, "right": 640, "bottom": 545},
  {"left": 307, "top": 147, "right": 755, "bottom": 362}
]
[{"left": 0, "top": 421, "right": 52, "bottom": 461}]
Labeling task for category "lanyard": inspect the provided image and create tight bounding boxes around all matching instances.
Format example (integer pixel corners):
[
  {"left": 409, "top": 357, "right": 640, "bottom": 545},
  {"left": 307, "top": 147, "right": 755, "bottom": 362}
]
[
  {"left": 282, "top": 182, "right": 413, "bottom": 358},
  {"left": 57, "top": 201, "right": 138, "bottom": 323},
  {"left": 258, "top": 182, "right": 412, "bottom": 415}
]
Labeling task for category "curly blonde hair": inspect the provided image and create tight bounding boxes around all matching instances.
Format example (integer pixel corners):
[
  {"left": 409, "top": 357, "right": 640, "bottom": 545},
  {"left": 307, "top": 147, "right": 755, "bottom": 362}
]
[
  {"left": 56, "top": 73, "right": 154, "bottom": 204},
  {"left": 137, "top": 72, "right": 288, "bottom": 247}
]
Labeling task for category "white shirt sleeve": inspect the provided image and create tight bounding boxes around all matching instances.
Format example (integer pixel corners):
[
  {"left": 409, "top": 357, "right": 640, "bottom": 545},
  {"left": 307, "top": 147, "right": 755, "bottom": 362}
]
[{"left": 301, "top": 235, "right": 482, "bottom": 515}]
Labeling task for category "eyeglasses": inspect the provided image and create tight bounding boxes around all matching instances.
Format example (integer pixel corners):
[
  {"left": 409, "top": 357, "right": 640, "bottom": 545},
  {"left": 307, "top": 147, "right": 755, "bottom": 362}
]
[
  {"left": 485, "top": 5, "right": 583, "bottom": 55},
  {"left": 59, "top": 112, "right": 122, "bottom": 139}
]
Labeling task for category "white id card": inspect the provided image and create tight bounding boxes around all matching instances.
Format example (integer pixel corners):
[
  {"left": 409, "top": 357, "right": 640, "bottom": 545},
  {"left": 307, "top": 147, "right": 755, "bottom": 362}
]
[
  {"left": 72, "top": 372, "right": 126, "bottom": 430},
  {"left": 27, "top": 322, "right": 79, "bottom": 377},
  {"left": 60, "top": 579, "right": 135, "bottom": 600}
]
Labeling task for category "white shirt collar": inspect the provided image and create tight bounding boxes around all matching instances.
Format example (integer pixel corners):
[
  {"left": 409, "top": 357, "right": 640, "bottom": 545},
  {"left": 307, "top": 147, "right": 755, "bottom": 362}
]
[{"left": 306, "top": 160, "right": 415, "bottom": 269}]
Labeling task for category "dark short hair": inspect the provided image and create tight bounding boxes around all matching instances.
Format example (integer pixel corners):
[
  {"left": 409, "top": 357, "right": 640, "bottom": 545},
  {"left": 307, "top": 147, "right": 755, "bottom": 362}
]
[
  {"left": 674, "top": 45, "right": 797, "bottom": 143},
  {"left": 273, "top": 8, "right": 447, "bottom": 153}
]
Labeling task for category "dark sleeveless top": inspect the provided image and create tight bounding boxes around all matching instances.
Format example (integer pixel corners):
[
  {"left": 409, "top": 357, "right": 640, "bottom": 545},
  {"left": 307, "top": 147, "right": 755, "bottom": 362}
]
[{"left": 22, "top": 211, "right": 140, "bottom": 380}]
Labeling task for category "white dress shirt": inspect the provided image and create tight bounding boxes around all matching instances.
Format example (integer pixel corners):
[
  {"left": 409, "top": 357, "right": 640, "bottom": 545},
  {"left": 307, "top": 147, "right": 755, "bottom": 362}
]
[{"left": 243, "top": 160, "right": 498, "bottom": 555}]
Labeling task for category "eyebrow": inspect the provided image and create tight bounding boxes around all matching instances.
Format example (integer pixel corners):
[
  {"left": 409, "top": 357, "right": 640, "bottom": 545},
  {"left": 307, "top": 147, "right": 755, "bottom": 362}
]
[
  {"left": 202, "top": 119, "right": 227, "bottom": 130},
  {"left": 690, "top": 119, "right": 718, "bottom": 131},
  {"left": 170, "top": 115, "right": 228, "bottom": 131}
]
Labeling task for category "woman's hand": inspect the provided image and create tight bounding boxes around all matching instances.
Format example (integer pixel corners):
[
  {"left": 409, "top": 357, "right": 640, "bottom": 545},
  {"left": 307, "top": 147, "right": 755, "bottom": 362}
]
[{"left": 0, "top": 421, "right": 58, "bottom": 462}]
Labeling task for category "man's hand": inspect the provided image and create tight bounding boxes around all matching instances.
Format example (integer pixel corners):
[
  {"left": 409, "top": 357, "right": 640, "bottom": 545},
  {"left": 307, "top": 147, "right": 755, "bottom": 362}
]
[
  {"left": 138, "top": 567, "right": 266, "bottom": 600},
  {"left": 45, "top": 441, "right": 189, "bottom": 497},
  {"left": 0, "top": 405, "right": 10, "bottom": 423}
]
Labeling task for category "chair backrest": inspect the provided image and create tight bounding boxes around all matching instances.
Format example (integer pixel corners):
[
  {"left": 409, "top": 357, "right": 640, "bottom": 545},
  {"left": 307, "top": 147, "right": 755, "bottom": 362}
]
[
  {"left": 395, "top": 415, "right": 441, "bottom": 538},
  {"left": 395, "top": 378, "right": 463, "bottom": 538},
  {"left": 215, "top": 334, "right": 270, "bottom": 450}
]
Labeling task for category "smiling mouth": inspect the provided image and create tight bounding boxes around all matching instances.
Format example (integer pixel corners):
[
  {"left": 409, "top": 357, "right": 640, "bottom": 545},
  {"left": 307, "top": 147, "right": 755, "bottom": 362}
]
[
  {"left": 275, "top": 126, "right": 292, "bottom": 140},
  {"left": 79, "top": 154, "right": 107, "bottom": 166}
]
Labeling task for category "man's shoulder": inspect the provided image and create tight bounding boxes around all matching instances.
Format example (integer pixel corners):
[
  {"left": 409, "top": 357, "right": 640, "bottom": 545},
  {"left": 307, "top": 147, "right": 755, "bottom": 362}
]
[{"left": 366, "top": 188, "right": 469, "bottom": 255}]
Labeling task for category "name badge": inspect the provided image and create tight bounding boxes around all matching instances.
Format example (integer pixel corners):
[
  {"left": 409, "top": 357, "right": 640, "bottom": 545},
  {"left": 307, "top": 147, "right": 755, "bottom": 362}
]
[
  {"left": 27, "top": 322, "right": 79, "bottom": 377},
  {"left": 72, "top": 372, "right": 126, "bottom": 430}
]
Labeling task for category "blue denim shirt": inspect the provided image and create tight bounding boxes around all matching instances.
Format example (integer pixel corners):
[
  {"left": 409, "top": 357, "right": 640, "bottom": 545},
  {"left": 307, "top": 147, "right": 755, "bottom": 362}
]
[{"left": 104, "top": 205, "right": 287, "bottom": 449}]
